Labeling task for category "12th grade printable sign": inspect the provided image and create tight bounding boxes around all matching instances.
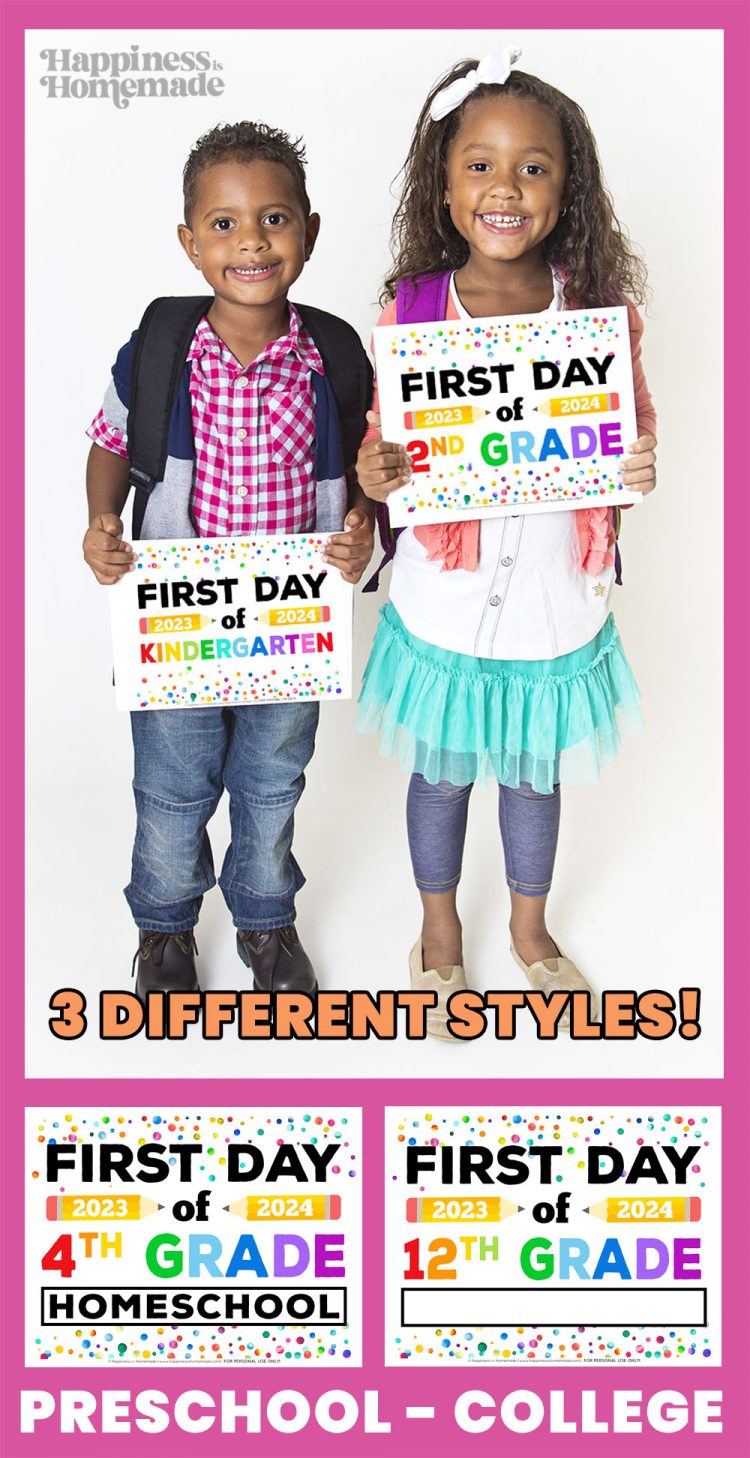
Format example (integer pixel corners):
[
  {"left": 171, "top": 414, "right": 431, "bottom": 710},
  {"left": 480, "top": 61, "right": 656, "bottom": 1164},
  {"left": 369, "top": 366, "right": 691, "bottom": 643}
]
[
  {"left": 386, "top": 1107, "right": 720, "bottom": 1368},
  {"left": 109, "top": 535, "right": 353, "bottom": 711},
  {"left": 374, "top": 306, "right": 639, "bottom": 525}
]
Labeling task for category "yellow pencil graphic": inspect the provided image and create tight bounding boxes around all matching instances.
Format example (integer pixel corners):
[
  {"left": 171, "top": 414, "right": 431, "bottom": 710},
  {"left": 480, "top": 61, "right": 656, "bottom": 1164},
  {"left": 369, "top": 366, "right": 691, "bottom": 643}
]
[
  {"left": 406, "top": 1197, "right": 522, "bottom": 1223},
  {"left": 224, "top": 1194, "right": 341, "bottom": 1220},
  {"left": 404, "top": 406, "right": 490, "bottom": 429},
  {"left": 139, "top": 614, "right": 214, "bottom": 634},
  {"left": 46, "top": 1195, "right": 163, "bottom": 1221},
  {"left": 534, "top": 393, "right": 620, "bottom": 417},
  {"left": 584, "top": 1196, "right": 702, "bottom": 1223},
  {"left": 255, "top": 606, "right": 331, "bottom": 626}
]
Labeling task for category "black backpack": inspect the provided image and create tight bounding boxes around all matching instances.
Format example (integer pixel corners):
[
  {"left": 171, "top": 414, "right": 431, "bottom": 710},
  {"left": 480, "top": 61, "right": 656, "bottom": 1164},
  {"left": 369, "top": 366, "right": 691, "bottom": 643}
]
[{"left": 125, "top": 295, "right": 373, "bottom": 537}]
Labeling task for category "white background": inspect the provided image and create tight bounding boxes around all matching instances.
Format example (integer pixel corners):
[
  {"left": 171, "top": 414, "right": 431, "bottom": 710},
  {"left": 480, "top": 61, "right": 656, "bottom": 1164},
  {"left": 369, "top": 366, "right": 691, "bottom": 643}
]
[{"left": 25, "top": 28, "right": 723, "bottom": 1078}]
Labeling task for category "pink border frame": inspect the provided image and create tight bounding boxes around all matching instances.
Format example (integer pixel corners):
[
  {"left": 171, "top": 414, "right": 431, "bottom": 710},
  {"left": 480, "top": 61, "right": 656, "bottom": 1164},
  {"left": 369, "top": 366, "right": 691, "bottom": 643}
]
[{"left": 1, "top": 3, "right": 748, "bottom": 1454}]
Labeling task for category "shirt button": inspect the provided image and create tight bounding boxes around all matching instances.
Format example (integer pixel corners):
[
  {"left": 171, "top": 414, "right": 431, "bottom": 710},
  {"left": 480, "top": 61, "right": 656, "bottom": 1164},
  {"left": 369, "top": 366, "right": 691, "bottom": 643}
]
[
  {"left": 501, "top": 556, "right": 513, "bottom": 567},
  {"left": 236, "top": 376, "right": 249, "bottom": 389},
  {"left": 235, "top": 486, "right": 249, "bottom": 498},
  {"left": 489, "top": 595, "right": 502, "bottom": 607},
  {"left": 236, "top": 428, "right": 248, "bottom": 440}
]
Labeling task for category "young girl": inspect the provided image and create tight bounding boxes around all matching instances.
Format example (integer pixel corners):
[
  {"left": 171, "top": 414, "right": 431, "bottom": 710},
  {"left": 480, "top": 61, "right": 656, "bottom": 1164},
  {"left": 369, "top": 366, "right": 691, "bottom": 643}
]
[{"left": 356, "top": 50, "right": 657, "bottom": 1039}]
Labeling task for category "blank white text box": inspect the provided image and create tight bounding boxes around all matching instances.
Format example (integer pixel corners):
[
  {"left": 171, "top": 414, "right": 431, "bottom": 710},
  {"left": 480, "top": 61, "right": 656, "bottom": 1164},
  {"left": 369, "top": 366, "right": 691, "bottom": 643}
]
[{"left": 402, "top": 1287, "right": 707, "bottom": 1327}]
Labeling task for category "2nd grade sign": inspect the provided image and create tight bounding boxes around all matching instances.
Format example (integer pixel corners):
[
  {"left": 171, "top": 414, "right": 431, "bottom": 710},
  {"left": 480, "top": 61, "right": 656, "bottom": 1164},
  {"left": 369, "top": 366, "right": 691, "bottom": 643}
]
[
  {"left": 109, "top": 535, "right": 353, "bottom": 711},
  {"left": 374, "top": 306, "right": 639, "bottom": 525}
]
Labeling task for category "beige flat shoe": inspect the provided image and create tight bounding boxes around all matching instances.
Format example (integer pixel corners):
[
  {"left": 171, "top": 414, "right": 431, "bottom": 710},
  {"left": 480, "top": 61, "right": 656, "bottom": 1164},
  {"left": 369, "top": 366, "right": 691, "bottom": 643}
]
[
  {"left": 408, "top": 939, "right": 468, "bottom": 1041},
  {"left": 510, "top": 938, "right": 598, "bottom": 1030}
]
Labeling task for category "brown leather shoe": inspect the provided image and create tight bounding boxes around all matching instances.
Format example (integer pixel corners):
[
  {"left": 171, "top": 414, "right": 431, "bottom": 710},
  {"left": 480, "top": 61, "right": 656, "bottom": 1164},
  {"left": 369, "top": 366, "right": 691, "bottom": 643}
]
[
  {"left": 237, "top": 926, "right": 317, "bottom": 994},
  {"left": 133, "top": 931, "right": 199, "bottom": 999}
]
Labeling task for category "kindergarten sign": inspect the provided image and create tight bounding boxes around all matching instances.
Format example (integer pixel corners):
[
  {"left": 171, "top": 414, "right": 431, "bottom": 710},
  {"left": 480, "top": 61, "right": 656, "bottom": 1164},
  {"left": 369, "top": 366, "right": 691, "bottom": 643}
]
[
  {"left": 109, "top": 535, "right": 353, "bottom": 711},
  {"left": 386, "top": 1107, "right": 719, "bottom": 1366},
  {"left": 26, "top": 1107, "right": 362, "bottom": 1366},
  {"left": 374, "top": 306, "right": 639, "bottom": 525}
]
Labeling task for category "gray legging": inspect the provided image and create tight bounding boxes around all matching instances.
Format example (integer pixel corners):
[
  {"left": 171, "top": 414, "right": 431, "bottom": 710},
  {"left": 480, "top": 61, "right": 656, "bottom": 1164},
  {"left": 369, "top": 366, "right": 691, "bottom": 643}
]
[{"left": 406, "top": 773, "right": 560, "bottom": 898}]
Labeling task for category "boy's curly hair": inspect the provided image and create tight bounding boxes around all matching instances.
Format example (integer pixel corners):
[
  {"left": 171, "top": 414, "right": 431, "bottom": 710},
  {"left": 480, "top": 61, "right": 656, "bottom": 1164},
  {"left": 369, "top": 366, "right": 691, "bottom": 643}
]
[
  {"left": 383, "top": 61, "right": 647, "bottom": 309},
  {"left": 183, "top": 121, "right": 310, "bottom": 224}
]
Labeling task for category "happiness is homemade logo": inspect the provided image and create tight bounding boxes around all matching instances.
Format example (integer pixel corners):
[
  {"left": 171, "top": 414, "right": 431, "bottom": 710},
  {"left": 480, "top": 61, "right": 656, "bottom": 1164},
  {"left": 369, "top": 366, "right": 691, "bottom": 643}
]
[{"left": 39, "top": 46, "right": 225, "bottom": 109}]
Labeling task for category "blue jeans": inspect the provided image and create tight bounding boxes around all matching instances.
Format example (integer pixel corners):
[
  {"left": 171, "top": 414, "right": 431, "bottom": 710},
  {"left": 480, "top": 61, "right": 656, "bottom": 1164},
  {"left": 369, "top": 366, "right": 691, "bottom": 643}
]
[
  {"left": 125, "top": 703, "right": 319, "bottom": 932},
  {"left": 407, "top": 773, "right": 561, "bottom": 898}
]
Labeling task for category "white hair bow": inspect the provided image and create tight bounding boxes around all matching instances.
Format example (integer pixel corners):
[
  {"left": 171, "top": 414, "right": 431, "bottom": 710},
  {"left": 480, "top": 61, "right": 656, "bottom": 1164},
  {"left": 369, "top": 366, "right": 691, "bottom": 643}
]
[{"left": 429, "top": 47, "right": 523, "bottom": 122}]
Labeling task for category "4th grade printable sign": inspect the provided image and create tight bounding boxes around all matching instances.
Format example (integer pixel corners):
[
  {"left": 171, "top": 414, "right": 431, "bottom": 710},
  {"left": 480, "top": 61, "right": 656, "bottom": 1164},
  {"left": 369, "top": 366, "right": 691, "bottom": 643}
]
[
  {"left": 109, "top": 535, "right": 353, "bottom": 711},
  {"left": 26, "top": 1107, "right": 362, "bottom": 1366},
  {"left": 374, "top": 306, "right": 640, "bottom": 525}
]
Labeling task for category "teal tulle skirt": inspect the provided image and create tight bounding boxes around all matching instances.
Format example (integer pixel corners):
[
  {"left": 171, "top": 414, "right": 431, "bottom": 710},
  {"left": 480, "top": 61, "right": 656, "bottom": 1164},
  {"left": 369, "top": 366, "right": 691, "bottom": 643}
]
[{"left": 357, "top": 603, "right": 643, "bottom": 793}]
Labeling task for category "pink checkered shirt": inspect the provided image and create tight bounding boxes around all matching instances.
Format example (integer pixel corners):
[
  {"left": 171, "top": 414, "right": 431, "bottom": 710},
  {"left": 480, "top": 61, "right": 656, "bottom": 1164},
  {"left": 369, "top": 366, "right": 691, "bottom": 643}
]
[{"left": 88, "top": 306, "right": 323, "bottom": 536}]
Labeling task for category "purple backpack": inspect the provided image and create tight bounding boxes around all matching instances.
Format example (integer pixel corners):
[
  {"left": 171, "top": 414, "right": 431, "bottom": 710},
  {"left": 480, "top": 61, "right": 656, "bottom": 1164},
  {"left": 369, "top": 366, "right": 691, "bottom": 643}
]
[{"left": 362, "top": 272, "right": 451, "bottom": 592}]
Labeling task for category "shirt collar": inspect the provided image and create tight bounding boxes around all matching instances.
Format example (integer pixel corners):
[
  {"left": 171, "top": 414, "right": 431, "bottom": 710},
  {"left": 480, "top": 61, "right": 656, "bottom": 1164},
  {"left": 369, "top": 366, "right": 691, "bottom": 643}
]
[
  {"left": 188, "top": 305, "right": 324, "bottom": 374},
  {"left": 449, "top": 266, "right": 563, "bottom": 319}
]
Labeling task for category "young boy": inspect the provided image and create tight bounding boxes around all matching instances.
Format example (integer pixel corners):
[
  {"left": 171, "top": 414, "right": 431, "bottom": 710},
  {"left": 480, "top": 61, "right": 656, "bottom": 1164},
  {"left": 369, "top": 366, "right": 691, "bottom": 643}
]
[{"left": 83, "top": 121, "right": 374, "bottom": 999}]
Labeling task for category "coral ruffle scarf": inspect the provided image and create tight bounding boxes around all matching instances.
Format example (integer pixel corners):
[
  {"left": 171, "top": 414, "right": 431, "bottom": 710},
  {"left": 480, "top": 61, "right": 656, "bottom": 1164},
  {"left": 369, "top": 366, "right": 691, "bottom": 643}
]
[{"left": 413, "top": 507, "right": 615, "bottom": 577}]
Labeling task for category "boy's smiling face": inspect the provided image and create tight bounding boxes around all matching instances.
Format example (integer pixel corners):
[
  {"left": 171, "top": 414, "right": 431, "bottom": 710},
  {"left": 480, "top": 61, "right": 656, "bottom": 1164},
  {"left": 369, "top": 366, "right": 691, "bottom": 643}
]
[{"left": 178, "top": 158, "right": 319, "bottom": 318}]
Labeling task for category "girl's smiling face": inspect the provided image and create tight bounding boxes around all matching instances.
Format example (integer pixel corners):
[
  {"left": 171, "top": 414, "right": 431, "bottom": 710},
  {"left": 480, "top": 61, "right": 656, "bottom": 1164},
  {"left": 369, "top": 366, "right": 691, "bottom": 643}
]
[
  {"left": 178, "top": 158, "right": 319, "bottom": 314},
  {"left": 444, "top": 95, "right": 567, "bottom": 266}
]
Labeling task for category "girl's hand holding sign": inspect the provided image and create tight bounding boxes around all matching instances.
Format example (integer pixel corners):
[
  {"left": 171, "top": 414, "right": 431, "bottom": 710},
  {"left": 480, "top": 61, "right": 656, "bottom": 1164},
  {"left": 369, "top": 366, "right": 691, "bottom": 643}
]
[
  {"left": 355, "top": 412, "right": 412, "bottom": 501},
  {"left": 620, "top": 434, "right": 658, "bottom": 495}
]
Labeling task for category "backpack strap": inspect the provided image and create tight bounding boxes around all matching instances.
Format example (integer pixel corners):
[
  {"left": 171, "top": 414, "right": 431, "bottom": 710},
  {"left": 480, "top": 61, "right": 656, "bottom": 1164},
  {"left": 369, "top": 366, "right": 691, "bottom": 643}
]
[
  {"left": 363, "top": 271, "right": 452, "bottom": 592},
  {"left": 295, "top": 303, "right": 372, "bottom": 473},
  {"left": 127, "top": 295, "right": 212, "bottom": 538},
  {"left": 613, "top": 506, "right": 623, "bottom": 585},
  {"left": 396, "top": 271, "right": 451, "bottom": 326}
]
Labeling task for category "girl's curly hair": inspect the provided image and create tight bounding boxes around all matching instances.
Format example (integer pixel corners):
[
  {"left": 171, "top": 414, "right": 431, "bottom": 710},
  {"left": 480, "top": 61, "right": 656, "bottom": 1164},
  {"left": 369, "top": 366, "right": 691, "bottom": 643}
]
[{"left": 382, "top": 61, "right": 647, "bottom": 309}]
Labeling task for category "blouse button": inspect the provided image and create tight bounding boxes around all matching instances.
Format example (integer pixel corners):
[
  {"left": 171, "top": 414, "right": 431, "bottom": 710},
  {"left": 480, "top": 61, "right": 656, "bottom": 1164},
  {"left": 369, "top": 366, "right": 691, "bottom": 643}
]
[
  {"left": 236, "top": 428, "right": 248, "bottom": 440},
  {"left": 501, "top": 556, "right": 513, "bottom": 567},
  {"left": 489, "top": 595, "right": 502, "bottom": 607},
  {"left": 235, "top": 486, "right": 249, "bottom": 498},
  {"left": 236, "top": 376, "right": 249, "bottom": 389}
]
